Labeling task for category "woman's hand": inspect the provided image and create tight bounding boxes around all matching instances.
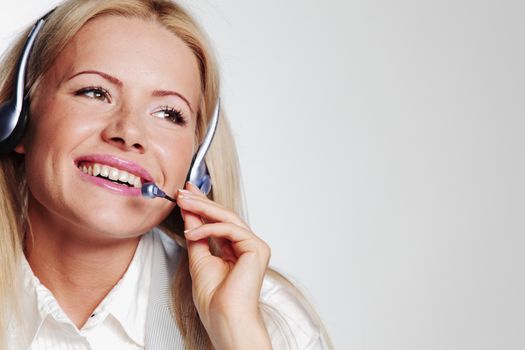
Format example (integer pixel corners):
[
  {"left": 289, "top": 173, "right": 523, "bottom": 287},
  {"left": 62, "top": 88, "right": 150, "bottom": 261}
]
[{"left": 177, "top": 182, "right": 272, "bottom": 350}]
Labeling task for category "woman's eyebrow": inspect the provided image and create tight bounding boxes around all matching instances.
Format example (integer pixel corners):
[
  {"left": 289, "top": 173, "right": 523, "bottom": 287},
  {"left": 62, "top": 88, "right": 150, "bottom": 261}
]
[
  {"left": 67, "top": 70, "right": 123, "bottom": 86},
  {"left": 152, "top": 90, "right": 194, "bottom": 114},
  {"left": 67, "top": 70, "right": 194, "bottom": 113}
]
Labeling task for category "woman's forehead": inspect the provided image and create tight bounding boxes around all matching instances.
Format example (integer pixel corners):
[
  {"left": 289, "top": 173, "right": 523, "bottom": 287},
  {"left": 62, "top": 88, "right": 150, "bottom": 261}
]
[{"left": 48, "top": 15, "right": 201, "bottom": 107}]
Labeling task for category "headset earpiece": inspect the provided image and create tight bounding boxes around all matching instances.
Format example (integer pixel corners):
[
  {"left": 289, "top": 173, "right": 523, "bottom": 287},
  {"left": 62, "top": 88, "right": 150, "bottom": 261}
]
[
  {"left": 186, "top": 100, "right": 220, "bottom": 195},
  {"left": 0, "top": 10, "right": 54, "bottom": 154},
  {"left": 0, "top": 96, "right": 29, "bottom": 153}
]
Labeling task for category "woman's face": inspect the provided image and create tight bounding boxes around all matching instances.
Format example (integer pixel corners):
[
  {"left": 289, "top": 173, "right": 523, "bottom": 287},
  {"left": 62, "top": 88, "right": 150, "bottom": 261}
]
[{"left": 17, "top": 15, "right": 201, "bottom": 240}]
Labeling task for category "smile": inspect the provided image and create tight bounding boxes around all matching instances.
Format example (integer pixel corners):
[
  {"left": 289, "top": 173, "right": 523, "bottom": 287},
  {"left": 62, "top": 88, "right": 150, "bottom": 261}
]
[
  {"left": 74, "top": 154, "right": 154, "bottom": 197},
  {"left": 77, "top": 162, "right": 142, "bottom": 188}
]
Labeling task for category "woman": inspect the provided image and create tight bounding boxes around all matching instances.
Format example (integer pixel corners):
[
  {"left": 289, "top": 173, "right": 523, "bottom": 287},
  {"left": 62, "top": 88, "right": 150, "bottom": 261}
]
[{"left": 0, "top": 0, "right": 331, "bottom": 349}]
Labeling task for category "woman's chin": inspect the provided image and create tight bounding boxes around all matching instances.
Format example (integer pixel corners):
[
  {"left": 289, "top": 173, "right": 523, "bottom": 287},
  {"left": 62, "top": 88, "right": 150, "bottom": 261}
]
[{"left": 75, "top": 210, "right": 157, "bottom": 238}]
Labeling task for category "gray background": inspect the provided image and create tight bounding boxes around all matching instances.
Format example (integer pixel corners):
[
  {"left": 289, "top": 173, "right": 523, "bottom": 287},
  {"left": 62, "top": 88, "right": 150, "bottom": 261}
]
[{"left": 2, "top": 1, "right": 524, "bottom": 349}]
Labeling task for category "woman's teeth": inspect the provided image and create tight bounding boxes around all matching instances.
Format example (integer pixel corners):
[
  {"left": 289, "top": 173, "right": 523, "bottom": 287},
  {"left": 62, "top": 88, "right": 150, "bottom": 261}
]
[{"left": 78, "top": 163, "right": 142, "bottom": 188}]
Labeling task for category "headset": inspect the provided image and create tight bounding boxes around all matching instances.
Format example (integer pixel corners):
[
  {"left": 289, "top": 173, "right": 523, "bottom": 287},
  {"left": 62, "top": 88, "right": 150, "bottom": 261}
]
[{"left": 0, "top": 10, "right": 219, "bottom": 198}]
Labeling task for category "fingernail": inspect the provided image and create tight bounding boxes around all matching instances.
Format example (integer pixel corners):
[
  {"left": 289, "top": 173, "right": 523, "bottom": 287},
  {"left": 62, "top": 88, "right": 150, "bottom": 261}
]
[
  {"left": 187, "top": 181, "right": 204, "bottom": 194},
  {"left": 178, "top": 189, "right": 194, "bottom": 200},
  {"left": 184, "top": 228, "right": 196, "bottom": 236}
]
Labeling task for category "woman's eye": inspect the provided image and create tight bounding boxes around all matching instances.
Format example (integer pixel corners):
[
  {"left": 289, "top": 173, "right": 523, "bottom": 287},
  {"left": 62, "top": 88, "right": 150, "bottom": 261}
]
[
  {"left": 152, "top": 107, "right": 187, "bottom": 126},
  {"left": 74, "top": 86, "right": 110, "bottom": 102}
]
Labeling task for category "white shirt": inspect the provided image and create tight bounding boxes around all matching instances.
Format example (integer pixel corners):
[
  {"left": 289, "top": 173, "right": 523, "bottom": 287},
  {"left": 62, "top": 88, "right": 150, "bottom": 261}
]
[
  {"left": 10, "top": 233, "right": 153, "bottom": 350},
  {"left": 8, "top": 230, "right": 323, "bottom": 350}
]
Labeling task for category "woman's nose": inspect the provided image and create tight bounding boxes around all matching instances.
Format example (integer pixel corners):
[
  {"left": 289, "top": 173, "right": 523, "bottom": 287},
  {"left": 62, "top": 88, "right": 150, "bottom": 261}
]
[{"left": 101, "top": 107, "right": 148, "bottom": 153}]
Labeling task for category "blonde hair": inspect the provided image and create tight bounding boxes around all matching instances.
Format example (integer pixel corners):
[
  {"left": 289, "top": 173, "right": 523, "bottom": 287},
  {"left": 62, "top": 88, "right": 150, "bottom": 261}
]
[{"left": 0, "top": 1, "right": 332, "bottom": 349}]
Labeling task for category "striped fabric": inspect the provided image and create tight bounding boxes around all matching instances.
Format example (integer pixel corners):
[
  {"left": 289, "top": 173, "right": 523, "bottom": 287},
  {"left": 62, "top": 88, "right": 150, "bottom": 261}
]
[{"left": 145, "top": 229, "right": 194, "bottom": 349}]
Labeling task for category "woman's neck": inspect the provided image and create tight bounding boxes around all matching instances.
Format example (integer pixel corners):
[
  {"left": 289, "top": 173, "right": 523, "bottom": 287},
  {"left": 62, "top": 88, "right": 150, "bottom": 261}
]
[{"left": 24, "top": 201, "right": 141, "bottom": 329}]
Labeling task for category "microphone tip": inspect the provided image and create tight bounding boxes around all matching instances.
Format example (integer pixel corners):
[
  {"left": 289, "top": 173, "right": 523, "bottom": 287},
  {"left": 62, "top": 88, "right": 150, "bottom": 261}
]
[{"left": 141, "top": 182, "right": 165, "bottom": 199}]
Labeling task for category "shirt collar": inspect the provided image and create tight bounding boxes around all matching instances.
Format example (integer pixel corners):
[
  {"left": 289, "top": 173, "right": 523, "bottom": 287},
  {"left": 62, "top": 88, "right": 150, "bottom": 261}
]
[
  {"left": 19, "top": 231, "right": 154, "bottom": 348},
  {"left": 18, "top": 256, "right": 47, "bottom": 349}
]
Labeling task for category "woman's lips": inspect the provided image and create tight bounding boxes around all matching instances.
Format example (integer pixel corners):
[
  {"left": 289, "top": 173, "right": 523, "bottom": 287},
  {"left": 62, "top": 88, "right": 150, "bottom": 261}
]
[
  {"left": 76, "top": 167, "right": 141, "bottom": 197},
  {"left": 74, "top": 154, "right": 154, "bottom": 182},
  {"left": 74, "top": 154, "right": 155, "bottom": 197}
]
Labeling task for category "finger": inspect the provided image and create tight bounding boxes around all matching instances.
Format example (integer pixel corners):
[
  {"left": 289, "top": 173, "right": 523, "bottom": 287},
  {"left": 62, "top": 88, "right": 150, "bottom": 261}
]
[
  {"left": 180, "top": 202, "right": 214, "bottom": 275},
  {"left": 185, "top": 223, "right": 270, "bottom": 265},
  {"left": 184, "top": 182, "right": 248, "bottom": 229},
  {"left": 177, "top": 191, "right": 249, "bottom": 229},
  {"left": 180, "top": 207, "right": 203, "bottom": 232},
  {"left": 185, "top": 222, "right": 253, "bottom": 243},
  {"left": 186, "top": 181, "right": 207, "bottom": 197}
]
